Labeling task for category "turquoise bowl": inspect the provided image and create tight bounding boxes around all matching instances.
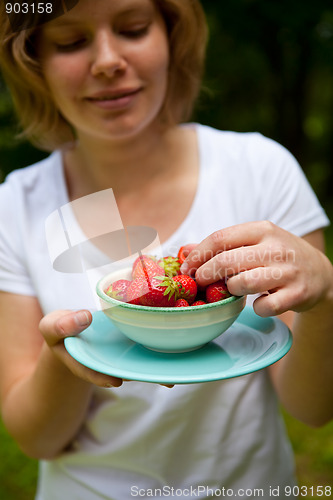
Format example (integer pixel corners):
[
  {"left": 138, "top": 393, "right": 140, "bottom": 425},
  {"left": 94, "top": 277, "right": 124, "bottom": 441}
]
[{"left": 96, "top": 268, "right": 246, "bottom": 353}]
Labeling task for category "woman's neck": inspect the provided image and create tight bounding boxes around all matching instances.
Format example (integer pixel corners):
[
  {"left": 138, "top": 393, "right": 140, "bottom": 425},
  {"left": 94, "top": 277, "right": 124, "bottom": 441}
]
[
  {"left": 61, "top": 124, "right": 199, "bottom": 243},
  {"left": 63, "top": 124, "right": 184, "bottom": 200}
]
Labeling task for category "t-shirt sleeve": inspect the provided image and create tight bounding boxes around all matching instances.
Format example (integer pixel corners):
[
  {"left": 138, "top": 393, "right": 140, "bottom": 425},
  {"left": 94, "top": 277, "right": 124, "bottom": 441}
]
[
  {"left": 249, "top": 133, "right": 330, "bottom": 236},
  {"left": 0, "top": 179, "right": 36, "bottom": 296}
]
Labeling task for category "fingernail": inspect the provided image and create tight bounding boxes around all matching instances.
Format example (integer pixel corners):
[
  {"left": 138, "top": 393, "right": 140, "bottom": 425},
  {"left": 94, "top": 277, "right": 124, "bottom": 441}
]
[
  {"left": 180, "top": 262, "right": 189, "bottom": 274},
  {"left": 75, "top": 311, "right": 90, "bottom": 327}
]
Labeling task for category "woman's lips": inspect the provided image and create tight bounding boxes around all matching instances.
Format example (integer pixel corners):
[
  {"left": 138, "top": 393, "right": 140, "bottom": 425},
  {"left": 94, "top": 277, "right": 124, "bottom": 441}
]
[{"left": 85, "top": 88, "right": 142, "bottom": 110}]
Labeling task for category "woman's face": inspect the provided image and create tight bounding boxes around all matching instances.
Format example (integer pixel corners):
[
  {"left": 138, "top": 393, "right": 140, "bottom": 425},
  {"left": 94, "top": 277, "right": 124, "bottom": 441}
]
[{"left": 38, "top": 0, "right": 170, "bottom": 143}]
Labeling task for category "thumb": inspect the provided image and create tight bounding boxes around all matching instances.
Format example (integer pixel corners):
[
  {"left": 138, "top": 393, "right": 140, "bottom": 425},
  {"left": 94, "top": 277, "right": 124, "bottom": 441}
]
[{"left": 39, "top": 310, "right": 92, "bottom": 347}]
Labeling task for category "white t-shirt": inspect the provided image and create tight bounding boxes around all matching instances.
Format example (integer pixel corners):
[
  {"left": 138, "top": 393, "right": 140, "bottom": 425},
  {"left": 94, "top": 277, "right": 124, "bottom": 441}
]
[{"left": 0, "top": 125, "right": 329, "bottom": 499}]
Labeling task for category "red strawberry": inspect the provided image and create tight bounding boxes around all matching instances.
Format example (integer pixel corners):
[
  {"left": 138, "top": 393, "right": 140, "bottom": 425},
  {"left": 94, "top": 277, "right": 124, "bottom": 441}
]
[
  {"left": 126, "top": 278, "right": 150, "bottom": 305},
  {"left": 175, "top": 298, "right": 190, "bottom": 307},
  {"left": 132, "top": 255, "right": 165, "bottom": 281},
  {"left": 140, "top": 277, "right": 177, "bottom": 307},
  {"left": 177, "top": 246, "right": 188, "bottom": 265},
  {"left": 105, "top": 279, "right": 131, "bottom": 302},
  {"left": 132, "top": 254, "right": 156, "bottom": 271},
  {"left": 157, "top": 256, "right": 181, "bottom": 277},
  {"left": 172, "top": 274, "right": 197, "bottom": 304},
  {"left": 177, "top": 244, "right": 197, "bottom": 265},
  {"left": 192, "top": 300, "right": 206, "bottom": 306},
  {"left": 205, "top": 280, "right": 231, "bottom": 303}
]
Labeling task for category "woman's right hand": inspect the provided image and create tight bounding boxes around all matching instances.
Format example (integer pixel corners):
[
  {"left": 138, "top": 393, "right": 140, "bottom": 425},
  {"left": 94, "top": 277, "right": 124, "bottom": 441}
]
[{"left": 39, "top": 309, "right": 123, "bottom": 388}]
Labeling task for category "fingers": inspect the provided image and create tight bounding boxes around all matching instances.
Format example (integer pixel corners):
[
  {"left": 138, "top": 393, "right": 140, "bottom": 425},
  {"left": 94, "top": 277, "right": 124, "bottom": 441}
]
[
  {"left": 245, "top": 273, "right": 314, "bottom": 317},
  {"left": 191, "top": 241, "right": 293, "bottom": 287},
  {"left": 39, "top": 310, "right": 123, "bottom": 388},
  {"left": 39, "top": 310, "right": 93, "bottom": 347},
  {"left": 60, "top": 352, "right": 123, "bottom": 388},
  {"left": 179, "top": 222, "right": 331, "bottom": 317},
  {"left": 180, "top": 221, "right": 273, "bottom": 276},
  {"left": 226, "top": 266, "right": 289, "bottom": 296},
  {"left": 39, "top": 311, "right": 173, "bottom": 389},
  {"left": 253, "top": 289, "right": 294, "bottom": 317},
  {"left": 193, "top": 245, "right": 260, "bottom": 285}
]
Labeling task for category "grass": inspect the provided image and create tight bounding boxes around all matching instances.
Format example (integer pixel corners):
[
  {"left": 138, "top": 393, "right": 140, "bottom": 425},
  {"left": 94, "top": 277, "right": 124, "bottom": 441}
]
[
  {"left": 283, "top": 412, "right": 333, "bottom": 493},
  {"left": 0, "top": 422, "right": 38, "bottom": 500}
]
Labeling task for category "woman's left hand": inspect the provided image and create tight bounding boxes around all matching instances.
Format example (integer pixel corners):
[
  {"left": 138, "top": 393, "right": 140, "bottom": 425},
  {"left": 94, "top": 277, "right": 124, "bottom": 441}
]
[{"left": 180, "top": 221, "right": 332, "bottom": 317}]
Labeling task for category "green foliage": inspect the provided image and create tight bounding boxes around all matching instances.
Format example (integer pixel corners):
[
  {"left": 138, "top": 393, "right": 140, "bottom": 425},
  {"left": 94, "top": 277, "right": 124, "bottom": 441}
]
[
  {"left": 0, "top": 79, "right": 48, "bottom": 182},
  {"left": 283, "top": 411, "right": 333, "bottom": 492},
  {"left": 0, "top": 420, "right": 37, "bottom": 500},
  {"left": 195, "top": 0, "right": 333, "bottom": 204}
]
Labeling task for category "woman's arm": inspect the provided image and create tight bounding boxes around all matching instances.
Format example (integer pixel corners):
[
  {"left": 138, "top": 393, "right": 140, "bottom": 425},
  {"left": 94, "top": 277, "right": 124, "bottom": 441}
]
[
  {"left": 181, "top": 222, "right": 333, "bottom": 427},
  {"left": 268, "top": 229, "right": 333, "bottom": 427},
  {"left": 0, "top": 292, "right": 122, "bottom": 460}
]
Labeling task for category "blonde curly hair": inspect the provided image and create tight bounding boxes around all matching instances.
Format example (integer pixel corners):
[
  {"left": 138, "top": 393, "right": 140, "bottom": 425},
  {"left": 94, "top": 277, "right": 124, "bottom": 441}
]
[{"left": 0, "top": 0, "right": 208, "bottom": 150}]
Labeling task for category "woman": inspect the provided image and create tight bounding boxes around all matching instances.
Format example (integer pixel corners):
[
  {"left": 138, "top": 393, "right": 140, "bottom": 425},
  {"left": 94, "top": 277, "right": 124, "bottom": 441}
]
[{"left": 0, "top": 1, "right": 332, "bottom": 499}]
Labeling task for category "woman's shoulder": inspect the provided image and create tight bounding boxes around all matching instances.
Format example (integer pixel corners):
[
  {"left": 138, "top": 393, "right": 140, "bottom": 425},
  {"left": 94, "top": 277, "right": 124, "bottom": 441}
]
[
  {"left": 2, "top": 151, "right": 62, "bottom": 191},
  {"left": 194, "top": 123, "right": 300, "bottom": 177},
  {"left": 195, "top": 123, "right": 290, "bottom": 154}
]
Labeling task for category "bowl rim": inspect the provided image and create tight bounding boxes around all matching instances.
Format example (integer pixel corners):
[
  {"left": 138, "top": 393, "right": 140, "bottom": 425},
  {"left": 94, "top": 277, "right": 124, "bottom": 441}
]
[{"left": 96, "top": 274, "right": 244, "bottom": 313}]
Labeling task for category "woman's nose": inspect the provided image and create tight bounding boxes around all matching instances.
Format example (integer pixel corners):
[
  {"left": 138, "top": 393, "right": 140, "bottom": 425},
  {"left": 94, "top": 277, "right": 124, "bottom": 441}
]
[{"left": 90, "top": 30, "right": 127, "bottom": 77}]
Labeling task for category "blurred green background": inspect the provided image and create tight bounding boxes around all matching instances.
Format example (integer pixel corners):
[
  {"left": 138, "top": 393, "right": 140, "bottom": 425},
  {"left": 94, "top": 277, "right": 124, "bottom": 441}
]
[{"left": 1, "top": 0, "right": 333, "bottom": 498}]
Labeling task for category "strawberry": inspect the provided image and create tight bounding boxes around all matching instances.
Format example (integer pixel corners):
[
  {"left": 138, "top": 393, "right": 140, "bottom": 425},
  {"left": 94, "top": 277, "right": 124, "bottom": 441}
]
[
  {"left": 140, "top": 277, "right": 178, "bottom": 307},
  {"left": 172, "top": 274, "right": 197, "bottom": 304},
  {"left": 132, "top": 255, "right": 165, "bottom": 281},
  {"left": 132, "top": 254, "right": 156, "bottom": 271},
  {"left": 177, "top": 246, "right": 188, "bottom": 265},
  {"left": 205, "top": 280, "right": 231, "bottom": 303},
  {"left": 105, "top": 279, "right": 131, "bottom": 302},
  {"left": 157, "top": 256, "right": 181, "bottom": 277},
  {"left": 152, "top": 274, "right": 197, "bottom": 305},
  {"left": 177, "top": 244, "right": 197, "bottom": 265},
  {"left": 175, "top": 298, "right": 190, "bottom": 307},
  {"left": 126, "top": 277, "right": 150, "bottom": 305},
  {"left": 192, "top": 300, "right": 206, "bottom": 306}
]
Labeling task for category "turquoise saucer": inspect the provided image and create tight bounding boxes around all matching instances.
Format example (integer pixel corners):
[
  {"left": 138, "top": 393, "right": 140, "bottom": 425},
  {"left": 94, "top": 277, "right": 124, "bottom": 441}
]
[{"left": 64, "top": 306, "right": 292, "bottom": 384}]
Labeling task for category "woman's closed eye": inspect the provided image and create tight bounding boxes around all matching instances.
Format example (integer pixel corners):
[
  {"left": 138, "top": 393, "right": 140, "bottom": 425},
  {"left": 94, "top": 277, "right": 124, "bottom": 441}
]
[
  {"left": 118, "top": 23, "right": 151, "bottom": 39},
  {"left": 55, "top": 39, "right": 88, "bottom": 52},
  {"left": 53, "top": 23, "right": 150, "bottom": 52}
]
